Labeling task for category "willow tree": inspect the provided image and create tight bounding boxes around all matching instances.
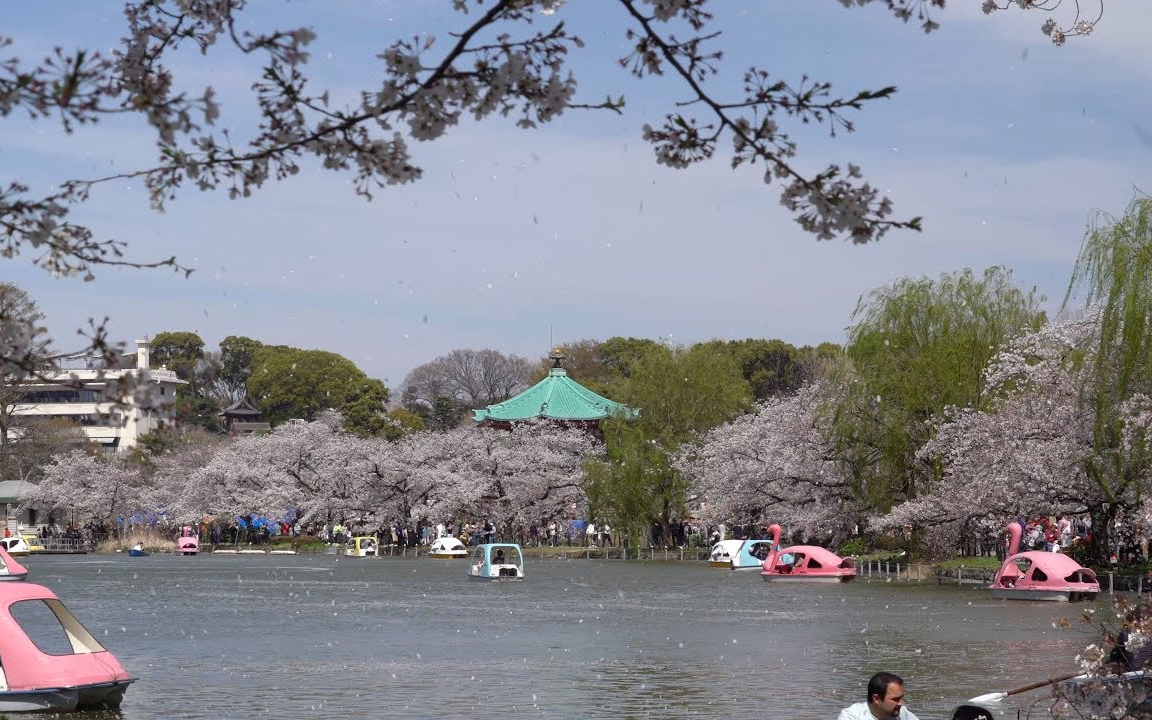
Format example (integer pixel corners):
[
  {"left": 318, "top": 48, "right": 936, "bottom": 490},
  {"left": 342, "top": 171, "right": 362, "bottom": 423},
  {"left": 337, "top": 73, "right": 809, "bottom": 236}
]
[
  {"left": 1062, "top": 195, "right": 1152, "bottom": 558},
  {"left": 834, "top": 266, "right": 1046, "bottom": 512}
]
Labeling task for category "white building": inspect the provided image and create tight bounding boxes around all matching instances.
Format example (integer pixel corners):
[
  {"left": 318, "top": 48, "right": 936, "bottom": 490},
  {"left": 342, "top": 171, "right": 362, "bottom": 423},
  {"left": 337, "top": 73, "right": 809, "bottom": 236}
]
[{"left": 12, "top": 339, "right": 186, "bottom": 451}]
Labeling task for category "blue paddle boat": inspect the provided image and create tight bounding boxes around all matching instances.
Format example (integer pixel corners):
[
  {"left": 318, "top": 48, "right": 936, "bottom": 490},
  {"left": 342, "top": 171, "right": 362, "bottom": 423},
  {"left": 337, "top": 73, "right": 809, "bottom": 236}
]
[
  {"left": 128, "top": 543, "right": 150, "bottom": 557},
  {"left": 466, "top": 543, "right": 524, "bottom": 581},
  {"left": 731, "top": 539, "right": 773, "bottom": 570}
]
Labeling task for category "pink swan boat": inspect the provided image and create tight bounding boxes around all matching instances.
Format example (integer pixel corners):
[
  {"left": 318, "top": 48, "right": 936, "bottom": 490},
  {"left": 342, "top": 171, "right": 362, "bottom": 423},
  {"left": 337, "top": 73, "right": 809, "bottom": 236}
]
[
  {"left": 0, "top": 545, "right": 29, "bottom": 581},
  {"left": 176, "top": 525, "right": 200, "bottom": 556},
  {"left": 760, "top": 523, "right": 856, "bottom": 583},
  {"left": 989, "top": 521, "right": 1099, "bottom": 601},
  {"left": 0, "top": 581, "right": 135, "bottom": 712}
]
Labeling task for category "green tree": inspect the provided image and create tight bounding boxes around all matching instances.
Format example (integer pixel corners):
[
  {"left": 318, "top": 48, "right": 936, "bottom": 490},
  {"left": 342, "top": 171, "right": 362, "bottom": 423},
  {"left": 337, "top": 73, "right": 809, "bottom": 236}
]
[
  {"left": 219, "top": 336, "right": 265, "bottom": 402},
  {"left": 599, "top": 337, "right": 669, "bottom": 380},
  {"left": 340, "top": 378, "right": 392, "bottom": 437},
  {"left": 834, "top": 266, "right": 1046, "bottom": 511},
  {"left": 585, "top": 343, "right": 751, "bottom": 544},
  {"left": 692, "top": 338, "right": 815, "bottom": 401},
  {"left": 381, "top": 408, "right": 426, "bottom": 441},
  {"left": 1062, "top": 194, "right": 1152, "bottom": 561},
  {"left": 150, "top": 331, "right": 205, "bottom": 381},
  {"left": 172, "top": 393, "right": 224, "bottom": 434},
  {"left": 150, "top": 331, "right": 224, "bottom": 432},
  {"left": 247, "top": 347, "right": 389, "bottom": 427},
  {"left": 430, "top": 395, "right": 466, "bottom": 431}
]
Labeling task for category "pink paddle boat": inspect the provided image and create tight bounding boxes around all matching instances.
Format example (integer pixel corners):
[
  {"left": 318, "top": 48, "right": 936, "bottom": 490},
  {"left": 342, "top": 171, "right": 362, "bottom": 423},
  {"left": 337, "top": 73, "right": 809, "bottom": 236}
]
[
  {"left": 176, "top": 525, "right": 199, "bottom": 556},
  {"left": 760, "top": 523, "right": 856, "bottom": 583},
  {"left": 0, "top": 545, "right": 29, "bottom": 581},
  {"left": 989, "top": 521, "right": 1099, "bottom": 601},
  {"left": 0, "top": 581, "right": 135, "bottom": 712}
]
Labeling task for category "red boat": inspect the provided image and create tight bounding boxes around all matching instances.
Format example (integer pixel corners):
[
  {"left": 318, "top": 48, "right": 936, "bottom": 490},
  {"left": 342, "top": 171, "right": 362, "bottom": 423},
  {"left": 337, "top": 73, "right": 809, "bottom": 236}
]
[
  {"left": 989, "top": 521, "right": 1099, "bottom": 601},
  {"left": 176, "top": 525, "right": 199, "bottom": 555},
  {"left": 760, "top": 523, "right": 857, "bottom": 583}
]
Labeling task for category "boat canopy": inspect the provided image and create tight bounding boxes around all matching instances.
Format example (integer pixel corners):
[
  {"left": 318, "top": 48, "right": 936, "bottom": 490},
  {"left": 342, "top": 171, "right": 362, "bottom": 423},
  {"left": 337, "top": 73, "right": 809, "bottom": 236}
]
[
  {"left": 431, "top": 537, "right": 465, "bottom": 553},
  {"left": 777, "top": 544, "right": 854, "bottom": 571},
  {"left": 734, "top": 540, "right": 773, "bottom": 566},
  {"left": 470, "top": 543, "right": 524, "bottom": 577},
  {"left": 709, "top": 540, "right": 744, "bottom": 560}
]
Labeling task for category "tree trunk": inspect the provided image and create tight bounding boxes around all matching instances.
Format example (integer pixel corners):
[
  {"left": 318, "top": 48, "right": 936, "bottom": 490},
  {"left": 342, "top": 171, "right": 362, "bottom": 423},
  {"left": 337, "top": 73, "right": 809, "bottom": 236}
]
[{"left": 1090, "top": 503, "right": 1119, "bottom": 566}]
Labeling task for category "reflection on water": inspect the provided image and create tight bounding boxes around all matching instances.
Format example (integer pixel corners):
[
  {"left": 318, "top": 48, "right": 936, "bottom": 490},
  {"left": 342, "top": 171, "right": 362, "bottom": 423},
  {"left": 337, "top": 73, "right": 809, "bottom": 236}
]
[{"left": 20, "top": 554, "right": 1100, "bottom": 719}]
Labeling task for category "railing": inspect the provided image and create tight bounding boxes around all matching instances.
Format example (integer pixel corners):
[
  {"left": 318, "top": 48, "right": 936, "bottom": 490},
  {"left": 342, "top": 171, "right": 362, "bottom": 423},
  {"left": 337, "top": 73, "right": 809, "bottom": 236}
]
[{"left": 35, "top": 536, "right": 90, "bottom": 552}]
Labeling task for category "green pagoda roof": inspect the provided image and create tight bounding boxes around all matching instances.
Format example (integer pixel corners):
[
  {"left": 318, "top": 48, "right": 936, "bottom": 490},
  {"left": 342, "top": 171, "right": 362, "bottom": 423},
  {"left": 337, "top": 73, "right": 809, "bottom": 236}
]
[{"left": 473, "top": 368, "right": 638, "bottom": 423}]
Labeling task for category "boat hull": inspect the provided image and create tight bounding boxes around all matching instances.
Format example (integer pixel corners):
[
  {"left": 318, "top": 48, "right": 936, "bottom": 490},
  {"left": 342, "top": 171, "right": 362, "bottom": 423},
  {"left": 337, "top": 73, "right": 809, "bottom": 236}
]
[
  {"left": 762, "top": 574, "right": 855, "bottom": 583},
  {"left": 128, "top": 549, "right": 149, "bottom": 557},
  {"left": 708, "top": 560, "right": 731, "bottom": 568},
  {"left": 988, "top": 587, "right": 1097, "bottom": 602},
  {"left": 429, "top": 553, "right": 467, "bottom": 559},
  {"left": 0, "top": 689, "right": 77, "bottom": 713},
  {"left": 467, "top": 574, "right": 523, "bottom": 582},
  {"left": 0, "top": 679, "right": 133, "bottom": 713}
]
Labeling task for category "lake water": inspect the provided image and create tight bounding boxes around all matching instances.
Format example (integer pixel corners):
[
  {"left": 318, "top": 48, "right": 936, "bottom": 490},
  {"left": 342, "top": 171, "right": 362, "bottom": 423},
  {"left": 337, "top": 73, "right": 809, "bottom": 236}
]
[{"left": 21, "top": 553, "right": 1101, "bottom": 719}]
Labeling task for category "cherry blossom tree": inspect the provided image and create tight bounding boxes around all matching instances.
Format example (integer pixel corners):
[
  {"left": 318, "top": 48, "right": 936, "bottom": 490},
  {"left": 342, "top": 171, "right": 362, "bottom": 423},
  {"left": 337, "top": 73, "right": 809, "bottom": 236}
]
[
  {"left": 157, "top": 411, "right": 343, "bottom": 523},
  {"left": 147, "top": 412, "right": 600, "bottom": 531},
  {"left": 469, "top": 421, "right": 598, "bottom": 530},
  {"left": 878, "top": 313, "right": 1152, "bottom": 558},
  {"left": 347, "top": 427, "right": 485, "bottom": 528},
  {"left": 678, "top": 382, "right": 861, "bottom": 541},
  {"left": 24, "top": 450, "right": 149, "bottom": 527},
  {"left": 0, "top": 0, "right": 1103, "bottom": 376}
]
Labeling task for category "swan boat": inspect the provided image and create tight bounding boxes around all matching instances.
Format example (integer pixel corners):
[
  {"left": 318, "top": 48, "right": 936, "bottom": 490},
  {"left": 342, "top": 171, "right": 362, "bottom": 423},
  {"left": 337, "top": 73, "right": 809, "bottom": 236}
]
[
  {"left": 0, "top": 537, "right": 32, "bottom": 557},
  {"left": 429, "top": 536, "right": 468, "bottom": 559},
  {"left": 988, "top": 521, "right": 1098, "bottom": 601},
  {"left": 760, "top": 524, "right": 856, "bottom": 583},
  {"left": 467, "top": 543, "right": 524, "bottom": 581},
  {"left": 176, "top": 526, "right": 199, "bottom": 556},
  {"left": 0, "top": 581, "right": 135, "bottom": 712},
  {"left": 708, "top": 539, "right": 743, "bottom": 568},
  {"left": 709, "top": 539, "right": 773, "bottom": 570}
]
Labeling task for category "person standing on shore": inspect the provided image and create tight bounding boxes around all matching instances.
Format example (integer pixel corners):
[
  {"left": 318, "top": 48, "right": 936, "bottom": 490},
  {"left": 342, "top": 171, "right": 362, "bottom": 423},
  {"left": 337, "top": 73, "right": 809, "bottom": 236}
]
[{"left": 838, "top": 672, "right": 920, "bottom": 720}]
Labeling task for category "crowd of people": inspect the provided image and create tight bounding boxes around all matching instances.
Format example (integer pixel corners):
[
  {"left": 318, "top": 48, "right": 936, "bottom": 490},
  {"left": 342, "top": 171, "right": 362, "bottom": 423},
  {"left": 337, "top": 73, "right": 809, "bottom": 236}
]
[{"left": 959, "top": 515, "right": 1094, "bottom": 560}]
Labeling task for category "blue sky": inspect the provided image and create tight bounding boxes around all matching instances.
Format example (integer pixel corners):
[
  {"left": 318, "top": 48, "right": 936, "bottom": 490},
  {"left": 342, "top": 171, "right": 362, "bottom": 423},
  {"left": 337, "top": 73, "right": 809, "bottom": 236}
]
[{"left": 3, "top": 1, "right": 1148, "bottom": 390}]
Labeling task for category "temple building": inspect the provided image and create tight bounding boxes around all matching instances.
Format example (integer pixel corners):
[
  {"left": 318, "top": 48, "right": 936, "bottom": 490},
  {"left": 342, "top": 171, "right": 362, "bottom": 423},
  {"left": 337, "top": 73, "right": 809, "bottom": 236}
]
[
  {"left": 472, "top": 347, "right": 637, "bottom": 432},
  {"left": 219, "top": 397, "right": 271, "bottom": 436}
]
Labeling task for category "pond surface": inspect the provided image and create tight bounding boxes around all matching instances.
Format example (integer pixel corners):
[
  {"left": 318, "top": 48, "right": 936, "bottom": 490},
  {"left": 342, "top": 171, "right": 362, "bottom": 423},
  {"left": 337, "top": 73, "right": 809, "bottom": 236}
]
[{"left": 21, "top": 553, "right": 1102, "bottom": 719}]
